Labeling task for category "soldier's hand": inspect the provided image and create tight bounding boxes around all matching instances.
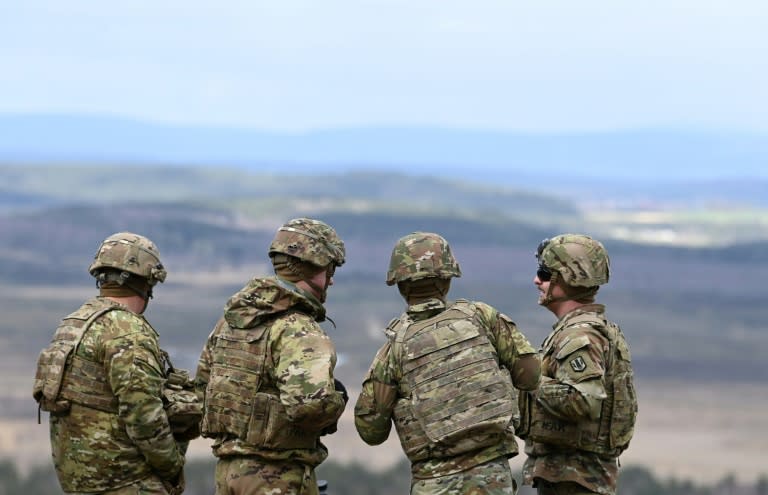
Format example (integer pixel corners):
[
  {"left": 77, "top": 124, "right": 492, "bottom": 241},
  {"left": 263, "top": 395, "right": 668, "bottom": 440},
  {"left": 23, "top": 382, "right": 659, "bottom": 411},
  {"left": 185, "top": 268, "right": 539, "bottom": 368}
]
[
  {"left": 162, "top": 469, "right": 185, "bottom": 495},
  {"left": 334, "top": 378, "right": 349, "bottom": 404},
  {"left": 173, "top": 421, "right": 201, "bottom": 443}
]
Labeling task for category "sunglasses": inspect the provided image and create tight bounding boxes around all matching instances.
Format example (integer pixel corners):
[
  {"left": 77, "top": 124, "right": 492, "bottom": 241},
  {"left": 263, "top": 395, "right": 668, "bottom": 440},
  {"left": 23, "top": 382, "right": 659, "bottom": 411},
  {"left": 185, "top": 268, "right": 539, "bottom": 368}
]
[{"left": 536, "top": 265, "right": 552, "bottom": 281}]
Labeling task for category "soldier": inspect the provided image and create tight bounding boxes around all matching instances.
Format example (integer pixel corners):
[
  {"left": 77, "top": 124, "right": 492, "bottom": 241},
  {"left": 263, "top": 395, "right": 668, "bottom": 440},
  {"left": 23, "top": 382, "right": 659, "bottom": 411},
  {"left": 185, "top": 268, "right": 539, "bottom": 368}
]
[
  {"left": 195, "top": 217, "right": 349, "bottom": 495},
  {"left": 33, "top": 232, "right": 188, "bottom": 495},
  {"left": 518, "top": 234, "right": 638, "bottom": 495},
  {"left": 354, "top": 232, "right": 541, "bottom": 494}
]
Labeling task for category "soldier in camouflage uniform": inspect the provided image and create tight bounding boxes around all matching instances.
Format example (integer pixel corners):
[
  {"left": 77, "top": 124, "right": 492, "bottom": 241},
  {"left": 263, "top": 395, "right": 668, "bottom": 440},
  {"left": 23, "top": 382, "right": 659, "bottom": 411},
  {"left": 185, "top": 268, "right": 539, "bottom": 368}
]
[
  {"left": 195, "top": 218, "right": 349, "bottom": 495},
  {"left": 354, "top": 232, "right": 542, "bottom": 494},
  {"left": 33, "top": 232, "right": 187, "bottom": 494},
  {"left": 518, "top": 234, "right": 638, "bottom": 495}
]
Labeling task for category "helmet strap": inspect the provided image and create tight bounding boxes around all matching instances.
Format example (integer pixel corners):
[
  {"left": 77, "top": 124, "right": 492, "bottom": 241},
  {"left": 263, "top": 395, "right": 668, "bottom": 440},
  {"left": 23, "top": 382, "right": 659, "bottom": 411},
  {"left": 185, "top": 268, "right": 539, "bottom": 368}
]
[
  {"left": 540, "top": 273, "right": 598, "bottom": 306},
  {"left": 303, "top": 278, "right": 327, "bottom": 304}
]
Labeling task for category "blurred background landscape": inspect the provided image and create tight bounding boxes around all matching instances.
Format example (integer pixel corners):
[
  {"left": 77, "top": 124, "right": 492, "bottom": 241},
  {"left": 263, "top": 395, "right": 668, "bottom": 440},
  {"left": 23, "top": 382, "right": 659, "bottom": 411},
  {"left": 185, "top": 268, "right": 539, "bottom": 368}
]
[
  {"left": 2, "top": 1, "right": 768, "bottom": 493},
  {"left": 1, "top": 161, "right": 767, "bottom": 494}
]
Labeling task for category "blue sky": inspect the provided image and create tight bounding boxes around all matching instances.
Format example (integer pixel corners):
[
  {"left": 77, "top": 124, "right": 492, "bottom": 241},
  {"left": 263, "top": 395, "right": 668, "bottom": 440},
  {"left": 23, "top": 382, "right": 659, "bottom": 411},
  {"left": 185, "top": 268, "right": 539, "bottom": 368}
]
[{"left": 2, "top": 1, "right": 767, "bottom": 134}]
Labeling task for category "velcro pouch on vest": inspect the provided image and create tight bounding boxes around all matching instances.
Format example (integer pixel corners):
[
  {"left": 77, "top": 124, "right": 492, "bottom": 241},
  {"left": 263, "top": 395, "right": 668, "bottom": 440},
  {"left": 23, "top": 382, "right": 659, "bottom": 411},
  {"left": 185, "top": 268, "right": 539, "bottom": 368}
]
[
  {"left": 202, "top": 321, "right": 269, "bottom": 440},
  {"left": 33, "top": 341, "right": 74, "bottom": 414},
  {"left": 245, "top": 392, "right": 317, "bottom": 449},
  {"left": 33, "top": 304, "right": 117, "bottom": 415},
  {"left": 32, "top": 312, "right": 96, "bottom": 414}
]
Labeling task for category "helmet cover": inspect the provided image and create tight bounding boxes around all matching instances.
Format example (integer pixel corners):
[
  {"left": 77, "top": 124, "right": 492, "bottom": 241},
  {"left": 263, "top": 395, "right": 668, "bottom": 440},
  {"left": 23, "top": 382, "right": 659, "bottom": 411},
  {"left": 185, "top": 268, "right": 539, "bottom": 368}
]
[
  {"left": 268, "top": 218, "right": 346, "bottom": 268},
  {"left": 386, "top": 232, "right": 461, "bottom": 286},
  {"left": 88, "top": 232, "right": 167, "bottom": 285},
  {"left": 537, "top": 234, "right": 609, "bottom": 287}
]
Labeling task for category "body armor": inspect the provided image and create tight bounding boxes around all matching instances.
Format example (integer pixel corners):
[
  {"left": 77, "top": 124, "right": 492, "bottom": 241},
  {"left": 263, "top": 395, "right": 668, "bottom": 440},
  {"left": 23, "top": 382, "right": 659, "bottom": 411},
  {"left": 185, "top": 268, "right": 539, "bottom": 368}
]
[
  {"left": 33, "top": 298, "right": 122, "bottom": 415},
  {"left": 201, "top": 316, "right": 317, "bottom": 449},
  {"left": 390, "top": 300, "right": 516, "bottom": 461},
  {"left": 34, "top": 298, "right": 200, "bottom": 436},
  {"left": 525, "top": 313, "right": 637, "bottom": 456}
]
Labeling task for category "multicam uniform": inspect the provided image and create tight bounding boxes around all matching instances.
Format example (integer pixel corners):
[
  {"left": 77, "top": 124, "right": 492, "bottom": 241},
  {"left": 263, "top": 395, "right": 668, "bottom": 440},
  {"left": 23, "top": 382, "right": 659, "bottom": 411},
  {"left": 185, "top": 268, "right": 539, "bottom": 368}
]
[
  {"left": 196, "top": 276, "right": 346, "bottom": 495},
  {"left": 356, "top": 298, "right": 539, "bottom": 493},
  {"left": 33, "top": 297, "right": 184, "bottom": 493},
  {"left": 355, "top": 231, "right": 541, "bottom": 495},
  {"left": 520, "top": 234, "right": 638, "bottom": 495},
  {"left": 33, "top": 232, "right": 186, "bottom": 495},
  {"left": 520, "top": 305, "right": 636, "bottom": 495}
]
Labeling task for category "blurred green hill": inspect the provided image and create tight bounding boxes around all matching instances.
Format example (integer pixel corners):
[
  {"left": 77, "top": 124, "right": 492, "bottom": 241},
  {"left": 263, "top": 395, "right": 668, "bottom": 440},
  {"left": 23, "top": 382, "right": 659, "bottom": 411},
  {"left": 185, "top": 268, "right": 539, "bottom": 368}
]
[{"left": 1, "top": 164, "right": 767, "bottom": 421}]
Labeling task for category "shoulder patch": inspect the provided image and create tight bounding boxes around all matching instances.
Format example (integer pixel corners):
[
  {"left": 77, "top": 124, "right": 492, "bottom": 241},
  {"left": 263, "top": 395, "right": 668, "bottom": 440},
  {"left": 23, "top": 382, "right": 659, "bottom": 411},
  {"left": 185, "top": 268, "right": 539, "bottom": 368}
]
[{"left": 569, "top": 356, "right": 587, "bottom": 372}]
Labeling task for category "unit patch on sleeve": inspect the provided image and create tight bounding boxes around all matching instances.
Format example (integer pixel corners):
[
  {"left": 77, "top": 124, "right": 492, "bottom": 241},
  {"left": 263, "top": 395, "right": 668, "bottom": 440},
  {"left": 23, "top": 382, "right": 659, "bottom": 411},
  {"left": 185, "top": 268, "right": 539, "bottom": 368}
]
[{"left": 569, "top": 356, "right": 587, "bottom": 372}]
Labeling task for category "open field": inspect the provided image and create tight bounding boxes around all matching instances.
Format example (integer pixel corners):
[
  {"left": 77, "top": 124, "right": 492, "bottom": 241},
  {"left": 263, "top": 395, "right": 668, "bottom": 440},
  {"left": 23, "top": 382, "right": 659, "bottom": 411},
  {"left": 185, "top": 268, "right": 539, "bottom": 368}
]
[
  {"left": 2, "top": 171, "right": 767, "bottom": 488},
  {"left": 3, "top": 379, "right": 766, "bottom": 485},
  {"left": 581, "top": 206, "right": 768, "bottom": 247}
]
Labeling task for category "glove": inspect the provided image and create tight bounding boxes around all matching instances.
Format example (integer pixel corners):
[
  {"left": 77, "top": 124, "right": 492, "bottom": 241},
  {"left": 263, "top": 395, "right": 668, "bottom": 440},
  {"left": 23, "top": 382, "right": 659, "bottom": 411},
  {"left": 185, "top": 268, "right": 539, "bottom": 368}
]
[
  {"left": 334, "top": 378, "right": 349, "bottom": 404},
  {"left": 172, "top": 421, "right": 201, "bottom": 443},
  {"left": 162, "top": 470, "right": 185, "bottom": 495},
  {"left": 320, "top": 379, "right": 348, "bottom": 436}
]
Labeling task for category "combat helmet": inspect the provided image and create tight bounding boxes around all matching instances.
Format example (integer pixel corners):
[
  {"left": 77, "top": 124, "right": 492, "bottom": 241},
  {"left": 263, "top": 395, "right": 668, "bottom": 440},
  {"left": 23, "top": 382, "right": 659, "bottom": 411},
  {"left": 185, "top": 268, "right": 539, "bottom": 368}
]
[
  {"left": 88, "top": 232, "right": 167, "bottom": 286},
  {"left": 536, "top": 234, "right": 609, "bottom": 287},
  {"left": 269, "top": 218, "right": 346, "bottom": 268},
  {"left": 386, "top": 232, "right": 461, "bottom": 286}
]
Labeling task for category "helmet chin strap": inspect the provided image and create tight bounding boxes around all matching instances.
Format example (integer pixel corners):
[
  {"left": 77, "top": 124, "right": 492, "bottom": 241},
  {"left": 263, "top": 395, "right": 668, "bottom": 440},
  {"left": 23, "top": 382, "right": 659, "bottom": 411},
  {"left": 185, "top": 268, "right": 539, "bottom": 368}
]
[
  {"left": 303, "top": 278, "right": 327, "bottom": 303},
  {"left": 539, "top": 272, "right": 562, "bottom": 306},
  {"left": 539, "top": 272, "right": 595, "bottom": 306},
  {"left": 303, "top": 265, "right": 335, "bottom": 304}
]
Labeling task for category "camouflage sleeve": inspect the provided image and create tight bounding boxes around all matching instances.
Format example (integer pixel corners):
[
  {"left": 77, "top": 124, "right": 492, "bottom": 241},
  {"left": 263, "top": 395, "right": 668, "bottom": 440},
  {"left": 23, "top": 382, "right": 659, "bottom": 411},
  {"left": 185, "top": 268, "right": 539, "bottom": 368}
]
[
  {"left": 101, "top": 312, "right": 184, "bottom": 481},
  {"left": 271, "top": 314, "right": 346, "bottom": 432},
  {"left": 537, "top": 327, "right": 608, "bottom": 421},
  {"left": 475, "top": 302, "right": 541, "bottom": 390},
  {"left": 354, "top": 341, "right": 396, "bottom": 445}
]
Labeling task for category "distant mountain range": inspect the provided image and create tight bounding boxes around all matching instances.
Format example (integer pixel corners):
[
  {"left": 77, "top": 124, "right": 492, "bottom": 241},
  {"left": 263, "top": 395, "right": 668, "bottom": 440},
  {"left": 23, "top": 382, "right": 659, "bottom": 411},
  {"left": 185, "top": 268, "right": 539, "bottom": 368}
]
[
  {"left": 2, "top": 113, "right": 767, "bottom": 206},
  {"left": 1, "top": 113, "right": 767, "bottom": 178}
]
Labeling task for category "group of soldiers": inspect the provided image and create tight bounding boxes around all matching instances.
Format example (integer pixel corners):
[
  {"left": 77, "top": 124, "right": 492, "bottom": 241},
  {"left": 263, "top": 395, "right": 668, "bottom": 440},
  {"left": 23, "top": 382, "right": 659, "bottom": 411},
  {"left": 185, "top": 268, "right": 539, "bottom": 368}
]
[{"left": 32, "top": 217, "right": 637, "bottom": 495}]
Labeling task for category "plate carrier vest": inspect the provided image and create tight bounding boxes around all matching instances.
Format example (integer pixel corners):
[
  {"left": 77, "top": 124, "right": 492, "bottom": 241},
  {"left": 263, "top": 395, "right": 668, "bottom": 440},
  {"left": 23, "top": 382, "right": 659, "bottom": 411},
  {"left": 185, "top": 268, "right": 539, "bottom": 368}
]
[
  {"left": 201, "top": 315, "right": 317, "bottom": 450},
  {"left": 525, "top": 312, "right": 637, "bottom": 456},
  {"left": 389, "top": 300, "right": 516, "bottom": 461},
  {"left": 33, "top": 298, "right": 122, "bottom": 418}
]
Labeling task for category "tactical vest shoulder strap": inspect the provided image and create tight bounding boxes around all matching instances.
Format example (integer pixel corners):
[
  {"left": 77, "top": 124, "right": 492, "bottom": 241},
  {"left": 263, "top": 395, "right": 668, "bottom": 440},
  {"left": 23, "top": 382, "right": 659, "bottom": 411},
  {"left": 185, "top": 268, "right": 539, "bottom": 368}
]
[
  {"left": 37, "top": 304, "right": 117, "bottom": 401},
  {"left": 33, "top": 300, "right": 120, "bottom": 416}
]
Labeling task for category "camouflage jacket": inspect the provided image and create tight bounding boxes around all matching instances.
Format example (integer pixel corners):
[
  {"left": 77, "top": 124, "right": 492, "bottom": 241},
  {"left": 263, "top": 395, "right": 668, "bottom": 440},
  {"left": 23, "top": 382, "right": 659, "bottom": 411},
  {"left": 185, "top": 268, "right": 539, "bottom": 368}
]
[
  {"left": 522, "top": 304, "right": 636, "bottom": 495},
  {"left": 195, "top": 276, "right": 346, "bottom": 467},
  {"left": 354, "top": 298, "right": 539, "bottom": 479},
  {"left": 36, "top": 297, "right": 184, "bottom": 493}
]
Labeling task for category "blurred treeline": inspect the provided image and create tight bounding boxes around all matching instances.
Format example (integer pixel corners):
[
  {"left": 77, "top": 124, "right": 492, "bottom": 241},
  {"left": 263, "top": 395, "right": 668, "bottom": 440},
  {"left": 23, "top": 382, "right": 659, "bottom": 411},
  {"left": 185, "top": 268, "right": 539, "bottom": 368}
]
[{"left": 0, "top": 458, "right": 766, "bottom": 495}]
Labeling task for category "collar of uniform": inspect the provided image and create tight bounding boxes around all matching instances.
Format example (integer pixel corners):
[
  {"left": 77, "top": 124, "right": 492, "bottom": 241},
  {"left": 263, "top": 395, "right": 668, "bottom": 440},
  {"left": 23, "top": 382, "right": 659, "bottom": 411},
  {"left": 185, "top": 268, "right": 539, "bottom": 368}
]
[
  {"left": 553, "top": 303, "right": 606, "bottom": 330},
  {"left": 406, "top": 297, "right": 447, "bottom": 320}
]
